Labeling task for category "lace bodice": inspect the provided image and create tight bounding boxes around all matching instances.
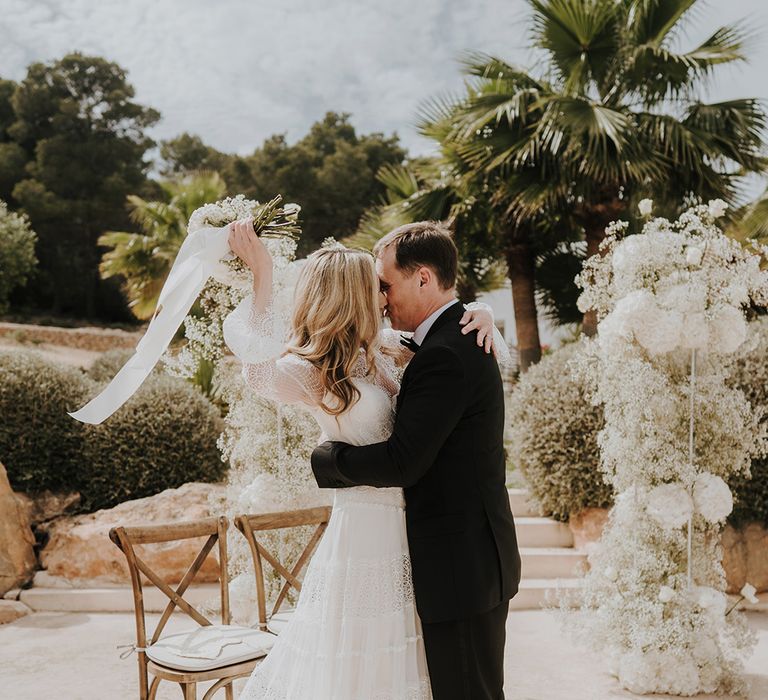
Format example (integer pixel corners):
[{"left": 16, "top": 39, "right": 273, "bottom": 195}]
[{"left": 222, "top": 294, "right": 408, "bottom": 505}]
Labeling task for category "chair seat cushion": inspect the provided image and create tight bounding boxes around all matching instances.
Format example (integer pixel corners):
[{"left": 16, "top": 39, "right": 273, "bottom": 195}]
[
  {"left": 146, "top": 624, "right": 276, "bottom": 672},
  {"left": 266, "top": 609, "right": 295, "bottom": 635}
]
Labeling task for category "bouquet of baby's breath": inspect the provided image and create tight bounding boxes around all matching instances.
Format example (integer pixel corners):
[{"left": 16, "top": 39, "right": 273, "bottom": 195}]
[{"left": 163, "top": 194, "right": 301, "bottom": 380}]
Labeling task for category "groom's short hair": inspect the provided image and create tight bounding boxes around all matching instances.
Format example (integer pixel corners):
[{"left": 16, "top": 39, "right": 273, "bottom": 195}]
[{"left": 374, "top": 221, "right": 458, "bottom": 290}]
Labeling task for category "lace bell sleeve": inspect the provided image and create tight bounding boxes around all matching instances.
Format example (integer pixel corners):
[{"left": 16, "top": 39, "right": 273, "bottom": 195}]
[
  {"left": 463, "top": 301, "right": 513, "bottom": 369},
  {"left": 223, "top": 293, "right": 322, "bottom": 406}
]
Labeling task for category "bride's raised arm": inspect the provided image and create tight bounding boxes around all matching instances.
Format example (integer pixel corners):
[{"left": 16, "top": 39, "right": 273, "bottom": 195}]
[{"left": 223, "top": 219, "right": 322, "bottom": 407}]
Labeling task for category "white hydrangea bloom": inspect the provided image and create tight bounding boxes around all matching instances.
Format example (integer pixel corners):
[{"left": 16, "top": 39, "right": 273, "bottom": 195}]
[
  {"left": 692, "top": 472, "right": 733, "bottom": 523},
  {"left": 638, "top": 198, "right": 654, "bottom": 217},
  {"left": 646, "top": 483, "right": 693, "bottom": 529}
]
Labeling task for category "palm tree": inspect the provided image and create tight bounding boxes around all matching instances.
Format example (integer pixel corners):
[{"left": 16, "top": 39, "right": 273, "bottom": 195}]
[
  {"left": 344, "top": 161, "right": 508, "bottom": 303},
  {"left": 414, "top": 91, "right": 585, "bottom": 370},
  {"left": 448, "top": 0, "right": 767, "bottom": 336},
  {"left": 99, "top": 172, "right": 227, "bottom": 319}
]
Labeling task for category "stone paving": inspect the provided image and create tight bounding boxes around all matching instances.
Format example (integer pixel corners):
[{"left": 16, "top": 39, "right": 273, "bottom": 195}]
[{"left": 1, "top": 610, "right": 766, "bottom": 700}]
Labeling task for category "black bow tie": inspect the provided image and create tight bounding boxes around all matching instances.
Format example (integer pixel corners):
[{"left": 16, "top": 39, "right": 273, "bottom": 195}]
[{"left": 400, "top": 335, "right": 420, "bottom": 352}]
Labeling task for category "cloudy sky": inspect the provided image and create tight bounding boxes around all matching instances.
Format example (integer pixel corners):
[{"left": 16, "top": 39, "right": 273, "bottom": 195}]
[{"left": 1, "top": 0, "right": 767, "bottom": 177}]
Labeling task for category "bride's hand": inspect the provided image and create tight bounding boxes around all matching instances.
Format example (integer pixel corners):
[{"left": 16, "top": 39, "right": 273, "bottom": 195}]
[
  {"left": 460, "top": 306, "right": 498, "bottom": 356},
  {"left": 228, "top": 218, "right": 272, "bottom": 273}
]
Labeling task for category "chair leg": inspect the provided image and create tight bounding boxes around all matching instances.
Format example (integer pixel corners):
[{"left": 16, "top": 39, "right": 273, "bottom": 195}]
[
  {"left": 179, "top": 681, "right": 197, "bottom": 699},
  {"left": 138, "top": 655, "right": 149, "bottom": 700},
  {"left": 148, "top": 676, "right": 162, "bottom": 700},
  {"left": 225, "top": 682, "right": 234, "bottom": 700}
]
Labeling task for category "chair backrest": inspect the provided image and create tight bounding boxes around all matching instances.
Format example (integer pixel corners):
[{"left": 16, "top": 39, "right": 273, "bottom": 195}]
[
  {"left": 234, "top": 506, "right": 332, "bottom": 631},
  {"left": 109, "top": 516, "right": 230, "bottom": 650}
]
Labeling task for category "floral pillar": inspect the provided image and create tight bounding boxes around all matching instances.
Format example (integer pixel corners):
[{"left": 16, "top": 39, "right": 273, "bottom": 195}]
[{"left": 568, "top": 201, "right": 768, "bottom": 695}]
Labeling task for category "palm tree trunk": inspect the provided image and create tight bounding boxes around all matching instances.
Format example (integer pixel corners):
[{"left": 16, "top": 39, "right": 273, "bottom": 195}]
[{"left": 506, "top": 237, "right": 541, "bottom": 372}]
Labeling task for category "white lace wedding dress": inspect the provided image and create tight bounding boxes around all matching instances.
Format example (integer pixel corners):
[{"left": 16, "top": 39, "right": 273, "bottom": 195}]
[{"left": 222, "top": 296, "right": 432, "bottom": 700}]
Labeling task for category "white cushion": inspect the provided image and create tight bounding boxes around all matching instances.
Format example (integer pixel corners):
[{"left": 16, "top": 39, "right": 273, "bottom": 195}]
[
  {"left": 266, "top": 609, "right": 295, "bottom": 635},
  {"left": 146, "top": 624, "right": 276, "bottom": 672}
]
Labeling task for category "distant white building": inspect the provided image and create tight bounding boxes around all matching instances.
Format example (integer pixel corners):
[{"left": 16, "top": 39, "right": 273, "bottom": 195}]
[{"left": 476, "top": 281, "right": 575, "bottom": 352}]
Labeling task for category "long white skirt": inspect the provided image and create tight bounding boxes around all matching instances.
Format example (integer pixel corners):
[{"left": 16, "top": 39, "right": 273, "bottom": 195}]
[{"left": 239, "top": 487, "right": 433, "bottom": 700}]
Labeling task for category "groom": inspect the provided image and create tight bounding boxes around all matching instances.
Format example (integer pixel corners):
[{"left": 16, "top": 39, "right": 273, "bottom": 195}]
[{"left": 311, "top": 221, "right": 521, "bottom": 699}]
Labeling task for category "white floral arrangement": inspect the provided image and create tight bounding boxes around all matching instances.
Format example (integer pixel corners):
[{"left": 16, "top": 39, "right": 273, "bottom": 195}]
[
  {"left": 561, "top": 200, "right": 768, "bottom": 696},
  {"left": 164, "top": 194, "right": 328, "bottom": 621}
]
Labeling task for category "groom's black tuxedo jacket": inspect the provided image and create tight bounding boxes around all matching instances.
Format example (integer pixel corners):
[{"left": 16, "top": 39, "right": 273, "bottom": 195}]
[{"left": 311, "top": 301, "right": 521, "bottom": 624}]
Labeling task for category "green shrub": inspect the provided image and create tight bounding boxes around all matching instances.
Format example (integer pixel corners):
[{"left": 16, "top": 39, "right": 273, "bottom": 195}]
[
  {"left": 80, "top": 374, "right": 226, "bottom": 510},
  {"left": 508, "top": 341, "right": 611, "bottom": 521},
  {"left": 86, "top": 348, "right": 138, "bottom": 383},
  {"left": 0, "top": 201, "right": 38, "bottom": 314},
  {"left": 0, "top": 350, "right": 93, "bottom": 493},
  {"left": 1, "top": 349, "right": 227, "bottom": 511},
  {"left": 728, "top": 317, "right": 768, "bottom": 527}
]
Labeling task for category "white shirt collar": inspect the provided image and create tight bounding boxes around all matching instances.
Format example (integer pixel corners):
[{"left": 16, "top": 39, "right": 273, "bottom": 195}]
[{"left": 412, "top": 299, "right": 458, "bottom": 345}]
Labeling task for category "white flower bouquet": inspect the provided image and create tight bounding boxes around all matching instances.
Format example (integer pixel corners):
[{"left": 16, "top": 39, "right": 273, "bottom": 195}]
[{"left": 164, "top": 195, "right": 301, "bottom": 378}]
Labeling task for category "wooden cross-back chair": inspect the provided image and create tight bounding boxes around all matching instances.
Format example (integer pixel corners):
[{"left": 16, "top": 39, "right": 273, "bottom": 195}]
[
  {"left": 234, "top": 506, "right": 332, "bottom": 633},
  {"left": 110, "top": 516, "right": 274, "bottom": 700}
]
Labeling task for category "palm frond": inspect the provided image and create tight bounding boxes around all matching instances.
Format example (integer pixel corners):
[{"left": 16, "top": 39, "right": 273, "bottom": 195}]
[
  {"left": 625, "top": 0, "right": 698, "bottom": 47},
  {"left": 528, "top": 0, "right": 620, "bottom": 92},
  {"left": 535, "top": 241, "right": 586, "bottom": 325},
  {"left": 376, "top": 163, "right": 420, "bottom": 202}
]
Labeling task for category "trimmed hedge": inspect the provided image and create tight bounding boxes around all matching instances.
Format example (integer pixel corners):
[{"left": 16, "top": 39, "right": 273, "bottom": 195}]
[
  {"left": 80, "top": 374, "right": 226, "bottom": 510},
  {"left": 508, "top": 341, "right": 611, "bottom": 522},
  {"left": 1, "top": 349, "right": 227, "bottom": 511},
  {"left": 729, "top": 317, "right": 768, "bottom": 527},
  {"left": 0, "top": 350, "right": 94, "bottom": 493}
]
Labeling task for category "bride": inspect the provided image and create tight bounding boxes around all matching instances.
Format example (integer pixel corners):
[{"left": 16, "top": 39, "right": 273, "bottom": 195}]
[{"left": 222, "top": 219, "right": 498, "bottom": 699}]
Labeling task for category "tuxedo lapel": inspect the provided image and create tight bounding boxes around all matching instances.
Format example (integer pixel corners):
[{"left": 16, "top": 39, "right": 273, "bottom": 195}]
[{"left": 396, "top": 301, "right": 463, "bottom": 412}]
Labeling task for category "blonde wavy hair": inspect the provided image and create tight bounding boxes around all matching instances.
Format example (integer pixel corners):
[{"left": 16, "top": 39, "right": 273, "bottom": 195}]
[{"left": 286, "top": 246, "right": 382, "bottom": 416}]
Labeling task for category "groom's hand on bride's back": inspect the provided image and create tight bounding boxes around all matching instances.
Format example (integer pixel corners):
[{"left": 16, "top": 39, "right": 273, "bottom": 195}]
[{"left": 458, "top": 307, "right": 498, "bottom": 357}]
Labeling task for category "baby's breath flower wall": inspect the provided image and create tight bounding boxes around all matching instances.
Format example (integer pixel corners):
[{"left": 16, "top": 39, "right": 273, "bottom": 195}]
[{"left": 563, "top": 201, "right": 768, "bottom": 696}]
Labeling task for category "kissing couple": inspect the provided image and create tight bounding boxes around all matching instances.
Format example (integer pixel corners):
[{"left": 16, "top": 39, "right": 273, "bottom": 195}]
[{"left": 223, "top": 219, "right": 521, "bottom": 700}]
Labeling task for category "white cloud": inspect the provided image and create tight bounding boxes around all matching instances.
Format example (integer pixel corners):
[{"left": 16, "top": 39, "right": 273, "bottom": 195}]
[{"left": 0, "top": 0, "right": 766, "bottom": 201}]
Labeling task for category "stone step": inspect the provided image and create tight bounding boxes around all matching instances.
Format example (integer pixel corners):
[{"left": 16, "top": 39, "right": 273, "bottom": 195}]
[
  {"left": 19, "top": 584, "right": 221, "bottom": 614},
  {"left": 510, "top": 578, "right": 582, "bottom": 610},
  {"left": 17, "top": 584, "right": 768, "bottom": 615},
  {"left": 508, "top": 488, "right": 540, "bottom": 517},
  {"left": 519, "top": 548, "right": 587, "bottom": 579},
  {"left": 515, "top": 517, "right": 574, "bottom": 548}
]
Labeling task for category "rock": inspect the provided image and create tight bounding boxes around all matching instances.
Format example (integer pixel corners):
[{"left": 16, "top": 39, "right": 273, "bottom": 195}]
[
  {"left": 0, "top": 600, "right": 32, "bottom": 624},
  {"left": 722, "top": 522, "right": 768, "bottom": 594},
  {"left": 0, "top": 462, "right": 37, "bottom": 596},
  {"left": 40, "top": 483, "right": 227, "bottom": 586},
  {"left": 14, "top": 491, "right": 81, "bottom": 527},
  {"left": 568, "top": 507, "right": 610, "bottom": 550}
]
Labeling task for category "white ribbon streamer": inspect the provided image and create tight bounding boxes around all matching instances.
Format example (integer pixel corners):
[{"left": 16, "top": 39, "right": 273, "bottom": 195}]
[{"left": 68, "top": 225, "right": 232, "bottom": 425}]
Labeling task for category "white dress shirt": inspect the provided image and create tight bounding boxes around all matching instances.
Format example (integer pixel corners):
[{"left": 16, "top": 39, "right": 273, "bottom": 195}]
[{"left": 412, "top": 299, "right": 459, "bottom": 346}]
